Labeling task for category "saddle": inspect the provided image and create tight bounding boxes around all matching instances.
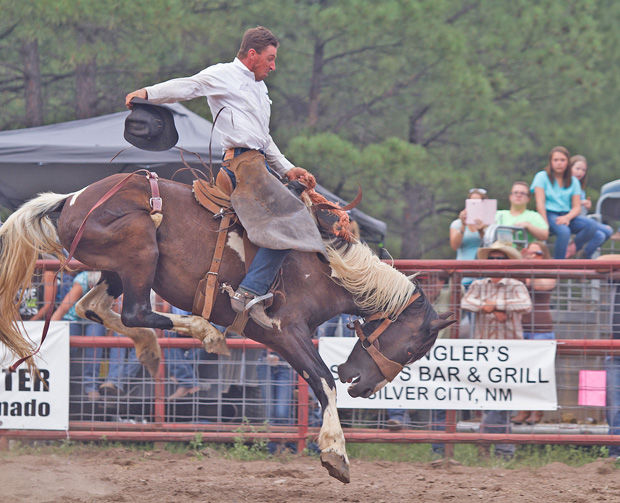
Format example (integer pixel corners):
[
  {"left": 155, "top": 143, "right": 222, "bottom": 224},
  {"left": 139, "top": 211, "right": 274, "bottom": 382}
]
[{"left": 191, "top": 150, "right": 358, "bottom": 333}]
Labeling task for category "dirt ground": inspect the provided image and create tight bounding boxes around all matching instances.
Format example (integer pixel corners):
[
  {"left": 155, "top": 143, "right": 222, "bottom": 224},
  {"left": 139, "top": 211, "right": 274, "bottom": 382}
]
[{"left": 1, "top": 447, "right": 619, "bottom": 503}]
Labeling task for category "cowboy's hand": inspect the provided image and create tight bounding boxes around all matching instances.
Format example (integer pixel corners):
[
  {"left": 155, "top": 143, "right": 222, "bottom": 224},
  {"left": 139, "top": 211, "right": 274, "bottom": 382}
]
[
  {"left": 286, "top": 167, "right": 316, "bottom": 187},
  {"left": 494, "top": 310, "right": 507, "bottom": 322},
  {"left": 125, "top": 89, "right": 147, "bottom": 109}
]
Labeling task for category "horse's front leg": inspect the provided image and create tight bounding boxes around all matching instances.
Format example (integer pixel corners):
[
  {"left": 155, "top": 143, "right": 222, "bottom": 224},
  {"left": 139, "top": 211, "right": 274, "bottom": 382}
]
[
  {"left": 262, "top": 328, "right": 350, "bottom": 483},
  {"left": 316, "top": 375, "right": 349, "bottom": 482}
]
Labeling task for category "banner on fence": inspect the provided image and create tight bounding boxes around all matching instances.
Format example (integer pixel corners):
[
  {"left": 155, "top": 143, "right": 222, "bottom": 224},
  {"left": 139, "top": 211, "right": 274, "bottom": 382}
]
[
  {"left": 0, "top": 321, "right": 70, "bottom": 430},
  {"left": 319, "top": 338, "right": 557, "bottom": 410}
]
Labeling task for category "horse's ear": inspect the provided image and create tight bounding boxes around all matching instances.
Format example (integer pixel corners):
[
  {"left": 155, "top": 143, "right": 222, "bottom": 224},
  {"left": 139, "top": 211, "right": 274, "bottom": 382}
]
[
  {"left": 438, "top": 311, "right": 453, "bottom": 320},
  {"left": 430, "top": 318, "right": 456, "bottom": 333}
]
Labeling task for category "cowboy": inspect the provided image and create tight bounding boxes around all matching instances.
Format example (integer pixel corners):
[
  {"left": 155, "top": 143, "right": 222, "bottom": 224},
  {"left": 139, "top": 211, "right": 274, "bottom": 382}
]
[{"left": 125, "top": 26, "right": 323, "bottom": 329}]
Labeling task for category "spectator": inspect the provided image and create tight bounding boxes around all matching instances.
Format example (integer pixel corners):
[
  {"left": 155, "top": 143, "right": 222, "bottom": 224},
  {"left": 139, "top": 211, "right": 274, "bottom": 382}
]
[
  {"left": 568, "top": 154, "right": 613, "bottom": 258},
  {"left": 99, "top": 335, "right": 143, "bottom": 398},
  {"left": 595, "top": 255, "right": 620, "bottom": 459},
  {"left": 51, "top": 270, "right": 106, "bottom": 401},
  {"left": 512, "top": 241, "right": 556, "bottom": 425},
  {"left": 450, "top": 188, "right": 489, "bottom": 338},
  {"left": 317, "top": 314, "right": 355, "bottom": 338},
  {"left": 461, "top": 241, "right": 532, "bottom": 459},
  {"left": 450, "top": 188, "right": 489, "bottom": 272},
  {"left": 166, "top": 306, "right": 201, "bottom": 400},
  {"left": 31, "top": 265, "right": 74, "bottom": 321},
  {"left": 531, "top": 146, "right": 597, "bottom": 259},
  {"left": 257, "top": 349, "right": 297, "bottom": 453},
  {"left": 495, "top": 181, "right": 549, "bottom": 244}
]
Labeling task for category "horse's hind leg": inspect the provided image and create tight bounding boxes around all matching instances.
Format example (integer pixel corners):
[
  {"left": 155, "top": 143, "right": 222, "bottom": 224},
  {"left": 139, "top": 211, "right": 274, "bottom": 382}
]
[
  {"left": 75, "top": 271, "right": 161, "bottom": 376},
  {"left": 149, "top": 310, "right": 229, "bottom": 356}
]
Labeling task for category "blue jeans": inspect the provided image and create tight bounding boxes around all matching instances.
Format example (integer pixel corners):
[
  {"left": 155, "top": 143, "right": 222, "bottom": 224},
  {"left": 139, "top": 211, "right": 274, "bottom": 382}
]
[
  {"left": 523, "top": 331, "right": 555, "bottom": 340},
  {"left": 222, "top": 149, "right": 290, "bottom": 296},
  {"left": 166, "top": 307, "right": 199, "bottom": 388},
  {"left": 481, "top": 410, "right": 514, "bottom": 457},
  {"left": 69, "top": 321, "right": 105, "bottom": 393},
  {"left": 257, "top": 356, "right": 295, "bottom": 425},
  {"left": 606, "top": 355, "right": 620, "bottom": 457},
  {"left": 106, "top": 334, "right": 143, "bottom": 393},
  {"left": 430, "top": 409, "right": 446, "bottom": 455},
  {"left": 547, "top": 211, "right": 597, "bottom": 259},
  {"left": 586, "top": 222, "right": 614, "bottom": 257}
]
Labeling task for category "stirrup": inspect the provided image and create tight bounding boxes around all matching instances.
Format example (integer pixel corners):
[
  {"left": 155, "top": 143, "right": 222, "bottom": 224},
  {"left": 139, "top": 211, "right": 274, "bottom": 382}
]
[{"left": 230, "top": 288, "right": 274, "bottom": 330}]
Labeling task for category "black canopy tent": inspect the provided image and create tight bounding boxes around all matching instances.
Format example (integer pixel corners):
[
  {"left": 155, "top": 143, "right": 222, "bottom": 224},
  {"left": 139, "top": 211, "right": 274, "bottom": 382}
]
[
  {"left": 0, "top": 104, "right": 223, "bottom": 209},
  {"left": 0, "top": 106, "right": 386, "bottom": 243}
]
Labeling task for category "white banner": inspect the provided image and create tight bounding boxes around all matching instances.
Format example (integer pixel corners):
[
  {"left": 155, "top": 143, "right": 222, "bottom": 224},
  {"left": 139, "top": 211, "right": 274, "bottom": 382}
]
[
  {"left": 1, "top": 321, "right": 70, "bottom": 430},
  {"left": 319, "top": 338, "right": 557, "bottom": 410}
]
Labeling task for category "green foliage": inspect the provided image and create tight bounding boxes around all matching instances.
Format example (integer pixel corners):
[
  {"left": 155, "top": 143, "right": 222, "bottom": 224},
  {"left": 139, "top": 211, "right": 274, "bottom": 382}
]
[{"left": 1, "top": 0, "right": 617, "bottom": 257}]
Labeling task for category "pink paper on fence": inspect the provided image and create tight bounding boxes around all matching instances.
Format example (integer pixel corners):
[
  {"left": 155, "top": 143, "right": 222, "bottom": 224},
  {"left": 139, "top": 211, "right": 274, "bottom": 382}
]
[{"left": 578, "top": 370, "right": 607, "bottom": 406}]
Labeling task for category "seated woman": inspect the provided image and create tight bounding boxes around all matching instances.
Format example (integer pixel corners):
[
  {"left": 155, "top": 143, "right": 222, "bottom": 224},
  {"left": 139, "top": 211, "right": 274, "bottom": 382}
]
[
  {"left": 530, "top": 146, "right": 597, "bottom": 259},
  {"left": 569, "top": 154, "right": 613, "bottom": 257}
]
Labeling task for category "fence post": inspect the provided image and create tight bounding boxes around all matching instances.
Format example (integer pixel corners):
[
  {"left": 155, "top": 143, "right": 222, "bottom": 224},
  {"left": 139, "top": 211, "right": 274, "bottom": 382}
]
[
  {"left": 297, "top": 373, "right": 309, "bottom": 453},
  {"left": 154, "top": 335, "right": 166, "bottom": 423}
]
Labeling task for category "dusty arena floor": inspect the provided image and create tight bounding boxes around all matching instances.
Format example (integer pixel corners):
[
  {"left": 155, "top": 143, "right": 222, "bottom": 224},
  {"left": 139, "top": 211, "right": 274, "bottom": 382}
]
[{"left": 1, "top": 447, "right": 619, "bottom": 502}]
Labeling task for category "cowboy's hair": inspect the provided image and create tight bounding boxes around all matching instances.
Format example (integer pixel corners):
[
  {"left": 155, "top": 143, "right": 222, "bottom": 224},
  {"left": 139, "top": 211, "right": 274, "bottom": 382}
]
[
  {"left": 237, "top": 26, "right": 279, "bottom": 58},
  {"left": 569, "top": 154, "right": 588, "bottom": 190},
  {"left": 545, "top": 146, "right": 571, "bottom": 187}
]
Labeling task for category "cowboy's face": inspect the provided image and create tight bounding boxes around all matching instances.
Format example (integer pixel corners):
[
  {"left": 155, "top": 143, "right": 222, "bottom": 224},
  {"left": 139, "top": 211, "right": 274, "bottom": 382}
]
[{"left": 247, "top": 45, "right": 277, "bottom": 81}]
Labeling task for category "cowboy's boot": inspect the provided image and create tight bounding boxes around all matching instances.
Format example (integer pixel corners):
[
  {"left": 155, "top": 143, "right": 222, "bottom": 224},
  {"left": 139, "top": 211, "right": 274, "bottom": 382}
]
[{"left": 230, "top": 287, "right": 274, "bottom": 330}]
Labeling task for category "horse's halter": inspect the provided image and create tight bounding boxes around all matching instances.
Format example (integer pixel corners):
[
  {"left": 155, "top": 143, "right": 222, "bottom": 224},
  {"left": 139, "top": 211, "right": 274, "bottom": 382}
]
[{"left": 349, "top": 291, "right": 421, "bottom": 382}]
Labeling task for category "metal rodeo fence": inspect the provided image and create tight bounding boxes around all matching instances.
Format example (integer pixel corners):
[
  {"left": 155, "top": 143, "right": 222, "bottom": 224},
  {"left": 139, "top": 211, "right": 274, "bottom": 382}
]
[{"left": 0, "top": 258, "right": 619, "bottom": 456}]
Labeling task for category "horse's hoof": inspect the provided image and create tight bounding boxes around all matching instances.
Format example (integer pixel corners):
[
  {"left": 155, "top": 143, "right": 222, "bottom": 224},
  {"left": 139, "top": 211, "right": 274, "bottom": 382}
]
[
  {"left": 204, "top": 337, "right": 230, "bottom": 357},
  {"left": 320, "top": 451, "right": 350, "bottom": 483},
  {"left": 138, "top": 351, "right": 160, "bottom": 377}
]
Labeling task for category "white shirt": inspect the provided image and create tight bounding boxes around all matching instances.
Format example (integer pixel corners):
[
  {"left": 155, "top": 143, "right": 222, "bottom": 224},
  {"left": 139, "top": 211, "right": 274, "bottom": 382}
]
[{"left": 145, "top": 58, "right": 293, "bottom": 176}]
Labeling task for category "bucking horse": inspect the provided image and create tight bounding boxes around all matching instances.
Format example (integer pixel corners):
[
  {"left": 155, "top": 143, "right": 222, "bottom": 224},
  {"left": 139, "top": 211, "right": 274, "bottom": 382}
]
[{"left": 0, "top": 154, "right": 454, "bottom": 483}]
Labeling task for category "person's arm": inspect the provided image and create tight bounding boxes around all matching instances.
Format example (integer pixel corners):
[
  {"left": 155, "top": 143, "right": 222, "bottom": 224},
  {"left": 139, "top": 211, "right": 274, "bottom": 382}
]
[
  {"left": 51, "top": 283, "right": 84, "bottom": 321},
  {"left": 264, "top": 136, "right": 295, "bottom": 178},
  {"left": 556, "top": 194, "right": 581, "bottom": 226},
  {"left": 449, "top": 212, "right": 467, "bottom": 251},
  {"left": 460, "top": 282, "right": 484, "bottom": 312},
  {"left": 31, "top": 271, "right": 55, "bottom": 321},
  {"left": 527, "top": 277, "right": 556, "bottom": 290},
  {"left": 514, "top": 219, "right": 549, "bottom": 241},
  {"left": 533, "top": 186, "right": 548, "bottom": 224},
  {"left": 497, "top": 283, "right": 532, "bottom": 313},
  {"left": 125, "top": 69, "right": 214, "bottom": 108}
]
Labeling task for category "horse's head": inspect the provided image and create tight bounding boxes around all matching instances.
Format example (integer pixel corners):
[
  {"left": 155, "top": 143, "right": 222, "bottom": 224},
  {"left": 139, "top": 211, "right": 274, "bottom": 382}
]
[{"left": 337, "top": 290, "right": 455, "bottom": 398}]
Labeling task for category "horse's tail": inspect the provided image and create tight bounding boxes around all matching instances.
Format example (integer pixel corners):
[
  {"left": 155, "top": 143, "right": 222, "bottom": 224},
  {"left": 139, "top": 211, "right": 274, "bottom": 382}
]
[{"left": 0, "top": 192, "right": 68, "bottom": 367}]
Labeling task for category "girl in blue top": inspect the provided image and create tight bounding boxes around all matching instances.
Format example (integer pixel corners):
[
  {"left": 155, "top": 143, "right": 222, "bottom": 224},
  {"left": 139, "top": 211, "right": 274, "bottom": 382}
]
[
  {"left": 530, "top": 146, "right": 597, "bottom": 259},
  {"left": 570, "top": 154, "right": 613, "bottom": 257}
]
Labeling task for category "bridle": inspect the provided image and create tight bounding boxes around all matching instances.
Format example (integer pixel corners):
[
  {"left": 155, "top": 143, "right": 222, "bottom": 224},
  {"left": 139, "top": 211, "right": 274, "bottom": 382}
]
[{"left": 349, "top": 291, "right": 421, "bottom": 382}]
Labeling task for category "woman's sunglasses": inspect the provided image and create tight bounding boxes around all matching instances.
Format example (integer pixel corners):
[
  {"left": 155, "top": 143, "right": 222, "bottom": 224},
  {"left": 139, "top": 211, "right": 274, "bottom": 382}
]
[{"left": 525, "top": 250, "right": 544, "bottom": 256}]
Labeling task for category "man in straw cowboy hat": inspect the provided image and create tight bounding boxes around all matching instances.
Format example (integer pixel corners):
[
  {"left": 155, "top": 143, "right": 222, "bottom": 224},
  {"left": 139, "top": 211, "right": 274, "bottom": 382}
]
[
  {"left": 461, "top": 240, "right": 532, "bottom": 460},
  {"left": 124, "top": 26, "right": 323, "bottom": 329}
]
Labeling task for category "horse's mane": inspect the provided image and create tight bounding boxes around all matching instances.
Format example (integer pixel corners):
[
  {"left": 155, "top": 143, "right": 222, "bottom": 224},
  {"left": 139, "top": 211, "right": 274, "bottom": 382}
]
[{"left": 325, "top": 239, "right": 417, "bottom": 317}]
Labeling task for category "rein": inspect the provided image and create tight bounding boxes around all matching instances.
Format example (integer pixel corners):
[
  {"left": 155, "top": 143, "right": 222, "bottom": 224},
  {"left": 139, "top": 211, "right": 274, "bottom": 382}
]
[
  {"left": 349, "top": 291, "right": 421, "bottom": 382},
  {"left": 10, "top": 170, "right": 161, "bottom": 372}
]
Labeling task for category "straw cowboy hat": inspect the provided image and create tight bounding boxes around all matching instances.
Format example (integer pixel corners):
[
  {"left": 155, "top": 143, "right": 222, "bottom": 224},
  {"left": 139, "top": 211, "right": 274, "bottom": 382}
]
[
  {"left": 124, "top": 98, "right": 178, "bottom": 151},
  {"left": 477, "top": 240, "right": 522, "bottom": 260}
]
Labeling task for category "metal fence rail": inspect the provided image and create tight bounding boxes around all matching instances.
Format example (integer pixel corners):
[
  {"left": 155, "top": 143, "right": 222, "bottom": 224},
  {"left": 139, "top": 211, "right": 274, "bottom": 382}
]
[{"left": 1, "top": 259, "right": 619, "bottom": 455}]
